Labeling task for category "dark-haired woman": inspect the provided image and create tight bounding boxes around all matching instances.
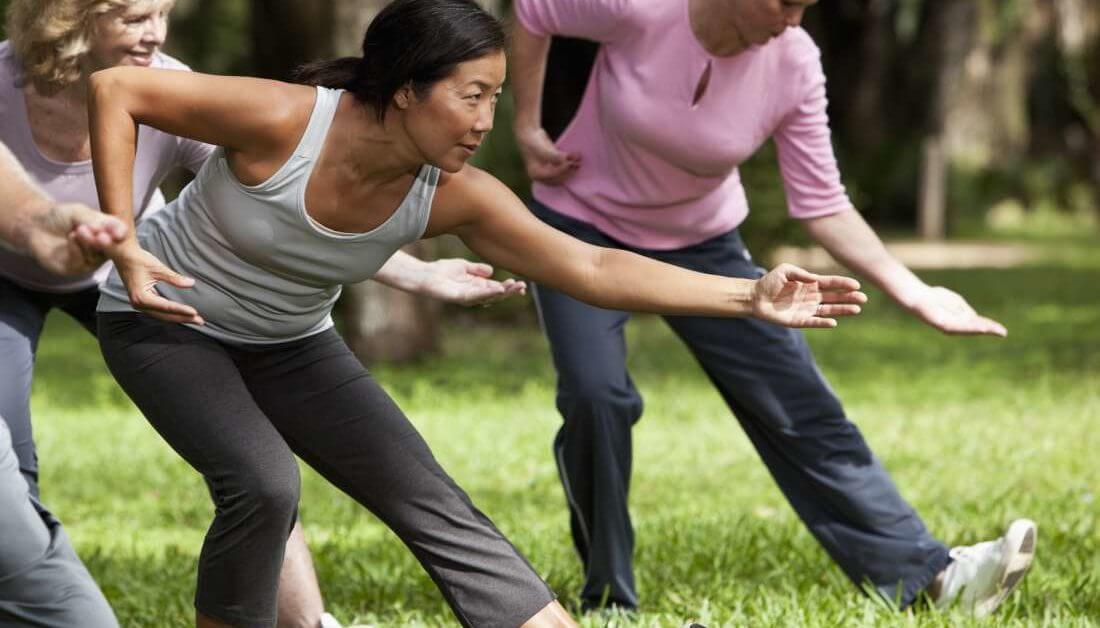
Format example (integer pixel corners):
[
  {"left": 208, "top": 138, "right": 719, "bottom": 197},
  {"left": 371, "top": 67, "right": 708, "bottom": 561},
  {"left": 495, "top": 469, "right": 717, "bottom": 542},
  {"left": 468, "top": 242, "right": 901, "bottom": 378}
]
[{"left": 88, "top": 0, "right": 865, "bottom": 625}]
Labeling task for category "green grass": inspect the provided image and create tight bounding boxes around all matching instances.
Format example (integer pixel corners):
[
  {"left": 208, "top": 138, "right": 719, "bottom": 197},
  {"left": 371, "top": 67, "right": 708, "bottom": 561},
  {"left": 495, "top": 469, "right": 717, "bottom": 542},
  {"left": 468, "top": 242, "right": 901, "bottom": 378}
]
[{"left": 29, "top": 240, "right": 1100, "bottom": 627}]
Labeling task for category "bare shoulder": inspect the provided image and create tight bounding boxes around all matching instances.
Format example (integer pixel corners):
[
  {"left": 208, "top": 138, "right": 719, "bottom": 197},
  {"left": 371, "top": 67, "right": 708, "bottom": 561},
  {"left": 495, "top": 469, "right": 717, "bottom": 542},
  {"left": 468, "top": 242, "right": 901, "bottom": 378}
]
[
  {"left": 427, "top": 164, "right": 520, "bottom": 236},
  {"left": 434, "top": 164, "right": 512, "bottom": 212}
]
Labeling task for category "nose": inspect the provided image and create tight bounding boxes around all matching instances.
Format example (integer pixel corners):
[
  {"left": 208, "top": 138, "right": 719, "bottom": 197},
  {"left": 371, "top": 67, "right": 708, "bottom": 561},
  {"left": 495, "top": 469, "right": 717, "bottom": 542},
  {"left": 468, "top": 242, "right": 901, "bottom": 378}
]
[
  {"left": 473, "top": 100, "right": 495, "bottom": 134},
  {"left": 142, "top": 13, "right": 168, "bottom": 47}
]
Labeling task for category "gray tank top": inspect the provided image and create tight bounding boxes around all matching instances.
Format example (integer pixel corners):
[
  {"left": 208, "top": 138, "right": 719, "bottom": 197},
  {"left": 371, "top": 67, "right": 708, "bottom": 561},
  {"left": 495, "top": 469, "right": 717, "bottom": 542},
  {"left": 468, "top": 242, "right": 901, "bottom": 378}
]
[{"left": 98, "top": 86, "right": 438, "bottom": 344}]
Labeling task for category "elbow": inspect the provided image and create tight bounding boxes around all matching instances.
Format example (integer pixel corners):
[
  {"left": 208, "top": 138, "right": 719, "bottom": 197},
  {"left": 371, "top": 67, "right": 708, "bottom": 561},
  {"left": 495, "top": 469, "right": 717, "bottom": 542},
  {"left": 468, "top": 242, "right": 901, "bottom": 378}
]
[{"left": 87, "top": 67, "right": 132, "bottom": 110}]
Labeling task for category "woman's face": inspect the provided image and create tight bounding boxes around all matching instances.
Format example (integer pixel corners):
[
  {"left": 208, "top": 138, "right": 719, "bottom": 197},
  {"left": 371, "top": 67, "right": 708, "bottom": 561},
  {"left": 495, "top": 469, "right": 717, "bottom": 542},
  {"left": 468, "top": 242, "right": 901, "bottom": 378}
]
[
  {"left": 400, "top": 50, "right": 506, "bottom": 174},
  {"left": 725, "top": 0, "right": 817, "bottom": 48},
  {"left": 87, "top": 1, "right": 174, "bottom": 72}
]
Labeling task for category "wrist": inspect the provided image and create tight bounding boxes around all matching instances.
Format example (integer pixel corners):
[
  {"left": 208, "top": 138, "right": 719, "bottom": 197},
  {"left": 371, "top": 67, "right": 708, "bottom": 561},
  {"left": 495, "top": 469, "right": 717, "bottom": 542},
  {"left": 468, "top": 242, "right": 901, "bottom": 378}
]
[
  {"left": 105, "top": 236, "right": 143, "bottom": 264},
  {"left": 891, "top": 278, "right": 931, "bottom": 310},
  {"left": 513, "top": 117, "right": 542, "bottom": 138},
  {"left": 735, "top": 277, "right": 759, "bottom": 317}
]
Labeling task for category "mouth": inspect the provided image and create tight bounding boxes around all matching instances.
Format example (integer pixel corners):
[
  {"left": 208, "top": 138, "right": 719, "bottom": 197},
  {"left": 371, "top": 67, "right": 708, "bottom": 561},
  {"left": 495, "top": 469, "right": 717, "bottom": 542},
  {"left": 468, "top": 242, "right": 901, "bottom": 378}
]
[
  {"left": 126, "top": 51, "right": 155, "bottom": 66},
  {"left": 458, "top": 143, "right": 480, "bottom": 155}
]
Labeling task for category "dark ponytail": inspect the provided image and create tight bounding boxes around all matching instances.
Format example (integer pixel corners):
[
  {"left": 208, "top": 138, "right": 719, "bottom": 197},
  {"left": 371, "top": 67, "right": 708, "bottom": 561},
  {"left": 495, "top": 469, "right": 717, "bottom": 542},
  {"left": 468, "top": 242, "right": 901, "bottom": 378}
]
[{"left": 294, "top": 0, "right": 505, "bottom": 121}]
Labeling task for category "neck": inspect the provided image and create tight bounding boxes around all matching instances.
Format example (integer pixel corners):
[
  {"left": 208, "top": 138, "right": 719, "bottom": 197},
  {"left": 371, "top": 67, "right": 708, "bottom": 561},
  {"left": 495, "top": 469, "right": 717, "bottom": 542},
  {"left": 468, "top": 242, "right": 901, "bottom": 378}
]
[
  {"left": 335, "top": 97, "right": 423, "bottom": 185},
  {"left": 688, "top": 0, "right": 750, "bottom": 57}
]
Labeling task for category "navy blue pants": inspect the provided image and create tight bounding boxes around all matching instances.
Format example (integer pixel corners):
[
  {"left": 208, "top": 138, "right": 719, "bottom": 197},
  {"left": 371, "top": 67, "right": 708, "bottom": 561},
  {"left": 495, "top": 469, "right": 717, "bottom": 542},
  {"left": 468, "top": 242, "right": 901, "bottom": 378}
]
[{"left": 529, "top": 201, "right": 950, "bottom": 610}]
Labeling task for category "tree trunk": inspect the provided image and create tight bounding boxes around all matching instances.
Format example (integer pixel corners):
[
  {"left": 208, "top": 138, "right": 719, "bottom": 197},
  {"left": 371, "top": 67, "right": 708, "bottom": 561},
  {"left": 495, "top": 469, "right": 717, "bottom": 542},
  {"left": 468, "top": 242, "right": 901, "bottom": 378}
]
[{"left": 916, "top": 0, "right": 1046, "bottom": 239}]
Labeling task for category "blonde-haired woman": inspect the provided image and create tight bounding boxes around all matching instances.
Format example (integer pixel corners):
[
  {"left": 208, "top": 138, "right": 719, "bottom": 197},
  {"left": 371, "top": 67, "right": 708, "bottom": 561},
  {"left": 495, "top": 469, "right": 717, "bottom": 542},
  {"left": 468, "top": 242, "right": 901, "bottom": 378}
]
[{"left": 0, "top": 2, "right": 522, "bottom": 626}]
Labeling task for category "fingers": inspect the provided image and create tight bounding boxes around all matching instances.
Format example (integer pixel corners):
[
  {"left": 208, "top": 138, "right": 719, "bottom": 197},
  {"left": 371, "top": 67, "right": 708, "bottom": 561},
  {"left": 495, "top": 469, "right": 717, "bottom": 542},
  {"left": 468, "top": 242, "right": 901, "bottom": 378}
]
[
  {"left": 465, "top": 261, "right": 494, "bottom": 278},
  {"left": 820, "top": 289, "right": 868, "bottom": 305},
  {"left": 529, "top": 159, "right": 580, "bottom": 185},
  {"left": 796, "top": 316, "right": 839, "bottom": 329},
  {"left": 810, "top": 273, "right": 862, "bottom": 293},
  {"left": 773, "top": 264, "right": 862, "bottom": 292},
  {"left": 130, "top": 290, "right": 203, "bottom": 325},
  {"left": 154, "top": 267, "right": 196, "bottom": 289},
  {"left": 940, "top": 315, "right": 1007, "bottom": 337},
  {"left": 816, "top": 303, "right": 861, "bottom": 318}
]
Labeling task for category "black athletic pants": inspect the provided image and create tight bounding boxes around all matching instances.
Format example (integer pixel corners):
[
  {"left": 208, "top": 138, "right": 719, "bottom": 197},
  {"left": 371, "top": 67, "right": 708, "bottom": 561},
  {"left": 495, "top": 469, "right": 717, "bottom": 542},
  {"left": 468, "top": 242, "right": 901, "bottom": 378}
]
[{"left": 98, "top": 313, "right": 554, "bottom": 628}]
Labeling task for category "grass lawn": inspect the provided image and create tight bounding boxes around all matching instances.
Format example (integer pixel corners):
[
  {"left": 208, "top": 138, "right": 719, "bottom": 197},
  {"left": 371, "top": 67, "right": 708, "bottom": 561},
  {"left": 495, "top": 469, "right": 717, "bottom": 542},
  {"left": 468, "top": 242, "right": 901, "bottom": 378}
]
[{"left": 28, "top": 239, "right": 1100, "bottom": 627}]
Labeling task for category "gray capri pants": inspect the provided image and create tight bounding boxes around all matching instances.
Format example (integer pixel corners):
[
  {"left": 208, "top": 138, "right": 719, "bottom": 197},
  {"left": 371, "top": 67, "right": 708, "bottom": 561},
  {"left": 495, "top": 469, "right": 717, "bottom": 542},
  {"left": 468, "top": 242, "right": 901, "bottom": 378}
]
[
  {"left": 0, "top": 276, "right": 100, "bottom": 498},
  {"left": 98, "top": 313, "right": 555, "bottom": 628},
  {"left": 0, "top": 419, "right": 118, "bottom": 628}
]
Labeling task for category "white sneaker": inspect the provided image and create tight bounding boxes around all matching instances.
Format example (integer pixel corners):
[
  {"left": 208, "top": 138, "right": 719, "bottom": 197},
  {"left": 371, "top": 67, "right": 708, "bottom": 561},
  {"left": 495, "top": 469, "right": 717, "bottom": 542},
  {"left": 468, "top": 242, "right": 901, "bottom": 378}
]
[{"left": 933, "top": 518, "right": 1037, "bottom": 616}]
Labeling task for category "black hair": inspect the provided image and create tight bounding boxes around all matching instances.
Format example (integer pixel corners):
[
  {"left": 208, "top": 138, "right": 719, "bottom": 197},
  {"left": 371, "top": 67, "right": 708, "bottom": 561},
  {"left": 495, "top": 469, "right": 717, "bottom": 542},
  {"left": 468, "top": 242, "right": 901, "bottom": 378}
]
[{"left": 294, "top": 0, "right": 505, "bottom": 121}]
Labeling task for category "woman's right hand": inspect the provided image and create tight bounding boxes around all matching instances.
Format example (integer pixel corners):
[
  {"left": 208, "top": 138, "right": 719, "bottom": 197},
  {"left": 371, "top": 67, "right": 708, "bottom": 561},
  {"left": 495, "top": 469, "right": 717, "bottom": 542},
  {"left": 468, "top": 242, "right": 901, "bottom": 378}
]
[
  {"left": 515, "top": 125, "right": 581, "bottom": 185},
  {"left": 111, "top": 241, "right": 204, "bottom": 325}
]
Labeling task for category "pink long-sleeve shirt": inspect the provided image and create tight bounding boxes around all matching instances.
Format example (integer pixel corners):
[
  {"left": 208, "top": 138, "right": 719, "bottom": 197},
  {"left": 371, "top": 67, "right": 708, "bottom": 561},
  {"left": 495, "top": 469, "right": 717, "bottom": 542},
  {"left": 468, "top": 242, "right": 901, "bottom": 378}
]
[{"left": 514, "top": 0, "right": 853, "bottom": 250}]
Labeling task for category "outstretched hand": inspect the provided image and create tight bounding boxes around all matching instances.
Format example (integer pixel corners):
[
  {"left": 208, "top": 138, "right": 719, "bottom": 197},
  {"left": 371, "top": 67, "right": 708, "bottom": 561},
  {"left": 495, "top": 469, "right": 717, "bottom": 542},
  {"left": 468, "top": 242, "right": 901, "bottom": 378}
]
[
  {"left": 752, "top": 263, "right": 867, "bottom": 328},
  {"left": 417, "top": 258, "right": 526, "bottom": 306},
  {"left": 113, "top": 243, "right": 203, "bottom": 325},
  {"left": 908, "top": 285, "right": 1007, "bottom": 337}
]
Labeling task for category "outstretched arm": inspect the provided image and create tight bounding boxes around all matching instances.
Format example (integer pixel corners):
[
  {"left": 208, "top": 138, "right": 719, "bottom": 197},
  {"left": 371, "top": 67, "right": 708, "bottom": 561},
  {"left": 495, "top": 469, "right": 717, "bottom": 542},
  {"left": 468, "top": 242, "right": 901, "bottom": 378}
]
[
  {"left": 428, "top": 167, "right": 865, "bottom": 328},
  {"left": 0, "top": 141, "right": 127, "bottom": 275},
  {"left": 803, "top": 209, "right": 1007, "bottom": 336},
  {"left": 373, "top": 250, "right": 526, "bottom": 305}
]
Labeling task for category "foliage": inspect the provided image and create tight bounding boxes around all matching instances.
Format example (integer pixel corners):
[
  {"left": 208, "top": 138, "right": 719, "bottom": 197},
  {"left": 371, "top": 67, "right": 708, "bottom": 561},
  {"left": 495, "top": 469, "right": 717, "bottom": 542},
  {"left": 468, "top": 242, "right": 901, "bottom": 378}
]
[{"left": 29, "top": 237, "right": 1100, "bottom": 626}]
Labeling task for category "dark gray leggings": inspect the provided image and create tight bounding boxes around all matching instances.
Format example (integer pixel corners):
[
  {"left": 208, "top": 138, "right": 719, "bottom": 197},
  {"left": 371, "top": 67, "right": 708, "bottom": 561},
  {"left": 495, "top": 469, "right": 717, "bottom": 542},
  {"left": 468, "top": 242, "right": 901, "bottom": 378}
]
[{"left": 97, "top": 313, "right": 554, "bottom": 628}]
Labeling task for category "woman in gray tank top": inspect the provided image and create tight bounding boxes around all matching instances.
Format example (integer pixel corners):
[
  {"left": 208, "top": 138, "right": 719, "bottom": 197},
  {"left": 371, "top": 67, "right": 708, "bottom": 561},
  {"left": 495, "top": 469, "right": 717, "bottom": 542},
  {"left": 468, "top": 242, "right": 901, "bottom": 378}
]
[{"left": 88, "top": 1, "right": 866, "bottom": 627}]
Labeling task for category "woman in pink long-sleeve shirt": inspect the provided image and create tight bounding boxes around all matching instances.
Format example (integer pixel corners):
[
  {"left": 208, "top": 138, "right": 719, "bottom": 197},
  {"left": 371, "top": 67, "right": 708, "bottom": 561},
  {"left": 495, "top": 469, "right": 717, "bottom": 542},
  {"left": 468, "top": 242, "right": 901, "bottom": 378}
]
[{"left": 511, "top": 0, "right": 1033, "bottom": 617}]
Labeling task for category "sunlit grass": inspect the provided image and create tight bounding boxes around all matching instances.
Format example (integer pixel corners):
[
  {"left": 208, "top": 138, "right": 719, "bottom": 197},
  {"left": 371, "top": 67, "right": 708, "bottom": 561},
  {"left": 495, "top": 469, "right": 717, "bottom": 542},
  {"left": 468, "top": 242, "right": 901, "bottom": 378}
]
[{"left": 29, "top": 239, "right": 1100, "bottom": 627}]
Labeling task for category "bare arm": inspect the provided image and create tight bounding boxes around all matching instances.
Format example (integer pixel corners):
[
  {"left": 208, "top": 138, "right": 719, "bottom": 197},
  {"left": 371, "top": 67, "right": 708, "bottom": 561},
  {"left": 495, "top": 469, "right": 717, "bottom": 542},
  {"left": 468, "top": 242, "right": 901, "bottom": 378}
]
[
  {"left": 88, "top": 67, "right": 314, "bottom": 323},
  {"left": 0, "top": 140, "right": 53, "bottom": 255},
  {"left": 427, "top": 167, "right": 865, "bottom": 327},
  {"left": 373, "top": 249, "right": 526, "bottom": 305},
  {"left": 0, "top": 141, "right": 128, "bottom": 274},
  {"left": 803, "top": 209, "right": 1006, "bottom": 336},
  {"left": 509, "top": 20, "right": 580, "bottom": 184}
]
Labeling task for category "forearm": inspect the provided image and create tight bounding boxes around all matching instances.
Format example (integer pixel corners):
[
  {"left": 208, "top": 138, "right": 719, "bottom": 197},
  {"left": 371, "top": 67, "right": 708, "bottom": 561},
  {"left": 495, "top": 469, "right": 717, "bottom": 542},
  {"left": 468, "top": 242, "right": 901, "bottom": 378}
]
[
  {"left": 0, "top": 142, "right": 54, "bottom": 255},
  {"left": 510, "top": 22, "right": 552, "bottom": 132},
  {"left": 556, "top": 247, "right": 757, "bottom": 317},
  {"left": 372, "top": 250, "right": 427, "bottom": 292},
  {"left": 88, "top": 70, "right": 141, "bottom": 256},
  {"left": 803, "top": 209, "right": 927, "bottom": 307}
]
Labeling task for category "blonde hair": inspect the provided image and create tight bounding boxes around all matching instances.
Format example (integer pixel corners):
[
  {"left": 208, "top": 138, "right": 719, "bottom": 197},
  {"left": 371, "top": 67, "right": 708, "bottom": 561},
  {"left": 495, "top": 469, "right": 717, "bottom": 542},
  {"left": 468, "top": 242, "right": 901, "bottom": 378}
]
[{"left": 5, "top": 0, "right": 158, "bottom": 93}]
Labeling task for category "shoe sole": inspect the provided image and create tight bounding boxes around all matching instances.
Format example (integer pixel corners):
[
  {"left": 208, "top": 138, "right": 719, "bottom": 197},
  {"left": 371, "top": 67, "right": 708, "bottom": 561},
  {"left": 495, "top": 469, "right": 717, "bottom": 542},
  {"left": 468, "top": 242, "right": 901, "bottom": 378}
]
[{"left": 975, "top": 518, "right": 1037, "bottom": 617}]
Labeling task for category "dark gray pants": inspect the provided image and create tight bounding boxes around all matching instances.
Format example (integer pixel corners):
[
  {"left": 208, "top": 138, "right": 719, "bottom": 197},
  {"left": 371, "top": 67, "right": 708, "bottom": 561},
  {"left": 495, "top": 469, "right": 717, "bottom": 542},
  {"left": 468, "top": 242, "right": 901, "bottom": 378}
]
[
  {"left": 0, "top": 419, "right": 118, "bottom": 628},
  {"left": 98, "top": 313, "right": 555, "bottom": 628},
  {"left": 0, "top": 276, "right": 99, "bottom": 498},
  {"left": 529, "top": 201, "right": 950, "bottom": 610}
]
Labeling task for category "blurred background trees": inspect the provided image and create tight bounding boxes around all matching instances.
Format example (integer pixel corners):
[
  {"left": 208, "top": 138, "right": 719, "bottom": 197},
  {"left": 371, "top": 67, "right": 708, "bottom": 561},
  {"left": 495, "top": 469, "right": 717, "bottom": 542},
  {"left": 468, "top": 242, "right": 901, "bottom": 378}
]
[{"left": 0, "top": 0, "right": 1096, "bottom": 362}]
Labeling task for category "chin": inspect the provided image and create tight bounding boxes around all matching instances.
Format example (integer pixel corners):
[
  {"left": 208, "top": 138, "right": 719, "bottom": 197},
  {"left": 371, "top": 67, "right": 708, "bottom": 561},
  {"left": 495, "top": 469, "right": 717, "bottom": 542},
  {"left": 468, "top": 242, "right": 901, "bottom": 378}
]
[{"left": 435, "top": 157, "right": 471, "bottom": 174}]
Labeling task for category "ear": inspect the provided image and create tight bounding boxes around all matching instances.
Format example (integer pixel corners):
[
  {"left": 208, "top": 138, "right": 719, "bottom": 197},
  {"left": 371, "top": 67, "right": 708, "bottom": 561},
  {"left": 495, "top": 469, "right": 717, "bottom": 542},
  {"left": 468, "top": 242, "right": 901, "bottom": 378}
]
[{"left": 393, "top": 84, "right": 414, "bottom": 110}]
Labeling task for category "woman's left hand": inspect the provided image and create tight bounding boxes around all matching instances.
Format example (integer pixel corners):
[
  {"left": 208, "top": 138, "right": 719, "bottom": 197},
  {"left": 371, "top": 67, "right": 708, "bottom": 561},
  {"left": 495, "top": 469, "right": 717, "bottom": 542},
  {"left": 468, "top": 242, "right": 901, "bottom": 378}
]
[
  {"left": 907, "top": 285, "right": 1007, "bottom": 337},
  {"left": 417, "top": 258, "right": 527, "bottom": 306},
  {"left": 752, "top": 263, "right": 867, "bottom": 328}
]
